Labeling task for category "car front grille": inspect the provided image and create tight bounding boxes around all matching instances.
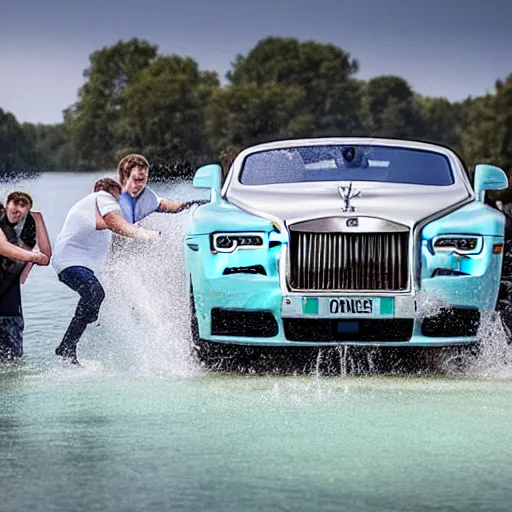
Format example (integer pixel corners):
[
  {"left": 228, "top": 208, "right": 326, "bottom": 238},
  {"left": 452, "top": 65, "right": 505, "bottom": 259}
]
[{"left": 288, "top": 231, "right": 409, "bottom": 291}]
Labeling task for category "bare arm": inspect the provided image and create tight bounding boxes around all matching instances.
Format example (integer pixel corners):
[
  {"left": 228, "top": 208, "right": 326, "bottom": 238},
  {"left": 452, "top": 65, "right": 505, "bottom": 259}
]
[
  {"left": 94, "top": 197, "right": 138, "bottom": 237},
  {"left": 103, "top": 211, "right": 157, "bottom": 240},
  {"left": 0, "top": 230, "right": 48, "bottom": 264},
  {"left": 31, "top": 212, "right": 52, "bottom": 258},
  {"left": 158, "top": 198, "right": 184, "bottom": 213},
  {"left": 158, "top": 198, "right": 208, "bottom": 213}
]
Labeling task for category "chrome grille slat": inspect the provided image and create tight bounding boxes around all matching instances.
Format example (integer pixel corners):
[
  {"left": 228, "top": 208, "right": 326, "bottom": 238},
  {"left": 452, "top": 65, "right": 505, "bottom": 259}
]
[
  {"left": 337, "top": 234, "right": 342, "bottom": 290},
  {"left": 289, "top": 231, "right": 409, "bottom": 291}
]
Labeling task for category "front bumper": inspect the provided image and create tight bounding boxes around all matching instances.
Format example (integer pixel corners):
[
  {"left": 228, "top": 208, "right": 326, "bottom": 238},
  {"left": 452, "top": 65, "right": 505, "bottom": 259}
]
[{"left": 192, "top": 273, "right": 488, "bottom": 347}]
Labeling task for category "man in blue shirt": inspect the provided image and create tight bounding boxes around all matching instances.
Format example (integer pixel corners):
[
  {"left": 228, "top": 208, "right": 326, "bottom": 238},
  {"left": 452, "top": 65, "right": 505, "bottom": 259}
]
[{"left": 117, "top": 154, "right": 202, "bottom": 223}]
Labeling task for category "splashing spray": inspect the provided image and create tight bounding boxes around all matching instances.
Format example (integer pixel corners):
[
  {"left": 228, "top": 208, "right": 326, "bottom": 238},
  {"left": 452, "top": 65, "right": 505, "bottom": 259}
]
[{"left": 89, "top": 211, "right": 202, "bottom": 379}]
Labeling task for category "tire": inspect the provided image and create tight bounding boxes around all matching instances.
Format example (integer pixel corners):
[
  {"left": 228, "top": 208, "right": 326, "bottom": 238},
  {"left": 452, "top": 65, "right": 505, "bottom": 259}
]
[
  {"left": 188, "top": 283, "right": 225, "bottom": 368},
  {"left": 496, "top": 279, "right": 512, "bottom": 341},
  {"left": 189, "top": 283, "right": 205, "bottom": 362},
  {"left": 495, "top": 239, "right": 512, "bottom": 341}
]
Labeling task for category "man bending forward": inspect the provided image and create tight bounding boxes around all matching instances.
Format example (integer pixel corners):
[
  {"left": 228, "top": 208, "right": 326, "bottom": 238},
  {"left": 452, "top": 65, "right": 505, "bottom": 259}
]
[{"left": 52, "top": 178, "right": 158, "bottom": 364}]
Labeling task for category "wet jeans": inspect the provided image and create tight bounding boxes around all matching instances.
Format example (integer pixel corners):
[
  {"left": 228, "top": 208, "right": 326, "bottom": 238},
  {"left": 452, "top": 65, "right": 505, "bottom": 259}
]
[
  {"left": 58, "top": 266, "right": 105, "bottom": 349},
  {"left": 0, "top": 316, "right": 24, "bottom": 359}
]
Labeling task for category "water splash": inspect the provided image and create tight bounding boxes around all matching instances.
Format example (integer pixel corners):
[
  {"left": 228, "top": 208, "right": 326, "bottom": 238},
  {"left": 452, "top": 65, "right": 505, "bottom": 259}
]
[
  {"left": 83, "top": 211, "right": 202, "bottom": 379},
  {"left": 25, "top": 200, "right": 512, "bottom": 383},
  {"left": 408, "top": 291, "right": 512, "bottom": 379},
  {"left": 414, "top": 290, "right": 448, "bottom": 318},
  {"left": 465, "top": 311, "right": 512, "bottom": 380},
  {"left": 338, "top": 346, "right": 348, "bottom": 375}
]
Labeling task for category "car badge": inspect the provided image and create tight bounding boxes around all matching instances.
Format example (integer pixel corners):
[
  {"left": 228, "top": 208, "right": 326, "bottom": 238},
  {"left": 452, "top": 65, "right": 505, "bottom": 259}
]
[
  {"left": 346, "top": 218, "right": 359, "bottom": 227},
  {"left": 339, "top": 183, "right": 361, "bottom": 212}
]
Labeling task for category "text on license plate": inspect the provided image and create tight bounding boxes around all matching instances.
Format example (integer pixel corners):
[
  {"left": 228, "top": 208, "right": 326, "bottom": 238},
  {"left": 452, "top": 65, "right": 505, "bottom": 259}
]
[
  {"left": 329, "top": 298, "right": 373, "bottom": 314},
  {"left": 300, "top": 297, "right": 394, "bottom": 316}
]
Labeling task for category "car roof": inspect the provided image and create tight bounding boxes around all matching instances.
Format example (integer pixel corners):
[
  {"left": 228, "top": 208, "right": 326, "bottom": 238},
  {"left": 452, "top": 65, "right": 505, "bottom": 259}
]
[{"left": 239, "top": 136, "right": 460, "bottom": 157}]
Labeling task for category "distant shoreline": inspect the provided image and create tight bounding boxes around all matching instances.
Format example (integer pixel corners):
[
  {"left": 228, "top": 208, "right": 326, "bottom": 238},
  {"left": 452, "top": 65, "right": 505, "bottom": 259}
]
[{"left": 0, "top": 169, "right": 193, "bottom": 183}]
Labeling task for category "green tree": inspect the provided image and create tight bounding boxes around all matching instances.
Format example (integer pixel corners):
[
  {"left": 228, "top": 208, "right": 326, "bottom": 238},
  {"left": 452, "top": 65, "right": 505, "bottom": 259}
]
[
  {"left": 227, "top": 37, "right": 364, "bottom": 136},
  {"left": 363, "top": 76, "right": 422, "bottom": 138},
  {"left": 458, "top": 76, "right": 512, "bottom": 205},
  {"left": 206, "top": 83, "right": 313, "bottom": 153},
  {"left": 0, "top": 108, "right": 36, "bottom": 173},
  {"left": 23, "top": 122, "right": 75, "bottom": 170},
  {"left": 1, "top": 37, "right": 508, "bottom": 179},
  {"left": 415, "top": 96, "right": 463, "bottom": 150},
  {"left": 460, "top": 95, "right": 502, "bottom": 170},
  {"left": 65, "top": 38, "right": 158, "bottom": 170},
  {"left": 115, "top": 55, "right": 219, "bottom": 169},
  {"left": 494, "top": 74, "right": 512, "bottom": 171}
]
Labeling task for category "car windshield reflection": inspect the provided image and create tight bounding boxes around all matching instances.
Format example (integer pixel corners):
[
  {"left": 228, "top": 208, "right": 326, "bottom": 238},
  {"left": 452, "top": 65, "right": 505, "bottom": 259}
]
[{"left": 240, "top": 145, "right": 454, "bottom": 186}]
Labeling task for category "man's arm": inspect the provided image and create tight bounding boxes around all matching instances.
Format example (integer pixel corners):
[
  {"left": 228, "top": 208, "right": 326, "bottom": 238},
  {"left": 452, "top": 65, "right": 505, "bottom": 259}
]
[
  {"left": 103, "top": 211, "right": 158, "bottom": 240},
  {"left": 32, "top": 212, "right": 52, "bottom": 257},
  {"left": 0, "top": 230, "right": 49, "bottom": 265},
  {"left": 158, "top": 198, "right": 209, "bottom": 213},
  {"left": 96, "top": 192, "right": 158, "bottom": 240},
  {"left": 158, "top": 198, "right": 185, "bottom": 213}
]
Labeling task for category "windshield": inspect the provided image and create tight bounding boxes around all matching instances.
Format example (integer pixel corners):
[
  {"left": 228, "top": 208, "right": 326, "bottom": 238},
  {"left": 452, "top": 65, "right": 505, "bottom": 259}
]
[{"left": 239, "top": 145, "right": 454, "bottom": 186}]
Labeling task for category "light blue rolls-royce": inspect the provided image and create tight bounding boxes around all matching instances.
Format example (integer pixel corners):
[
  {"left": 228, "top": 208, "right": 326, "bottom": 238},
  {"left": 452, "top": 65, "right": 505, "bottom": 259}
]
[{"left": 184, "top": 137, "right": 509, "bottom": 361}]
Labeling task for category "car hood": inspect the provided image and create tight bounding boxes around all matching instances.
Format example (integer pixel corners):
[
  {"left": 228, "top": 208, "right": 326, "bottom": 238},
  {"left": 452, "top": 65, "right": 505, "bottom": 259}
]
[{"left": 225, "top": 181, "right": 472, "bottom": 229}]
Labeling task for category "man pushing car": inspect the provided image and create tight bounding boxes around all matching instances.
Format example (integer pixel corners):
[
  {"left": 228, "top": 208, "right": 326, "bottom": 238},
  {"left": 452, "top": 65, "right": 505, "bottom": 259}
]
[{"left": 116, "top": 154, "right": 206, "bottom": 224}]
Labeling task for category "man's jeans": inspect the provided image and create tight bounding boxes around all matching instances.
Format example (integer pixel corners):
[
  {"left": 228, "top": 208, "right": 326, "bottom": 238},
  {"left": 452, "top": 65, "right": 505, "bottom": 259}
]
[
  {"left": 0, "top": 316, "right": 24, "bottom": 359},
  {"left": 58, "top": 266, "right": 105, "bottom": 348}
]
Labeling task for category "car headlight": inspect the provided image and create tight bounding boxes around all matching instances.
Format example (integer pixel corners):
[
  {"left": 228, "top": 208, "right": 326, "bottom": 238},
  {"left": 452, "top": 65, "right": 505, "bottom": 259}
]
[
  {"left": 432, "top": 235, "right": 483, "bottom": 255},
  {"left": 211, "top": 232, "right": 264, "bottom": 253}
]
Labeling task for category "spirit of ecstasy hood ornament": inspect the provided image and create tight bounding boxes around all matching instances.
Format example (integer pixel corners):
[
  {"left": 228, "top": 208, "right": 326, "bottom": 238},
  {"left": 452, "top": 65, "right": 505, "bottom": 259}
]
[{"left": 339, "top": 183, "right": 361, "bottom": 212}]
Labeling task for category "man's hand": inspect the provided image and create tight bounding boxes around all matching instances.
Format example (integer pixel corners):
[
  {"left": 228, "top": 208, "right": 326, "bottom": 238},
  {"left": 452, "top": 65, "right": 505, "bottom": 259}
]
[
  {"left": 158, "top": 198, "right": 209, "bottom": 213},
  {"left": 0, "top": 230, "right": 50, "bottom": 264},
  {"left": 158, "top": 198, "right": 183, "bottom": 213},
  {"left": 103, "top": 211, "right": 152, "bottom": 239},
  {"left": 32, "top": 252, "right": 50, "bottom": 266},
  {"left": 135, "top": 228, "right": 160, "bottom": 242}
]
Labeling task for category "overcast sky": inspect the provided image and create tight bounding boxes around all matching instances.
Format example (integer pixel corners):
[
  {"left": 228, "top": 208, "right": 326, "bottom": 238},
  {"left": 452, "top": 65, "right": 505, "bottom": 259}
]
[{"left": 1, "top": 0, "right": 511, "bottom": 124}]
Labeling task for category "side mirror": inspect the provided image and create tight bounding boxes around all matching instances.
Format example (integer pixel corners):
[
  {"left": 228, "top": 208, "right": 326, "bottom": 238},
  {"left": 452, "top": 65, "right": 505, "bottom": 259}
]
[
  {"left": 192, "top": 164, "right": 222, "bottom": 202},
  {"left": 474, "top": 164, "right": 508, "bottom": 201}
]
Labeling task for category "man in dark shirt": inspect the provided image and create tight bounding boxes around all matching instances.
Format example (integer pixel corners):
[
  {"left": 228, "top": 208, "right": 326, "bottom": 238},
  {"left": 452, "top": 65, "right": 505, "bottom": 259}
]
[{"left": 0, "top": 192, "right": 49, "bottom": 360}]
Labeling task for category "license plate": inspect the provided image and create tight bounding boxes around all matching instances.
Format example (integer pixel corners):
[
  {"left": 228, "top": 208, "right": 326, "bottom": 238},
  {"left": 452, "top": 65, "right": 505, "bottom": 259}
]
[{"left": 298, "top": 296, "right": 394, "bottom": 317}]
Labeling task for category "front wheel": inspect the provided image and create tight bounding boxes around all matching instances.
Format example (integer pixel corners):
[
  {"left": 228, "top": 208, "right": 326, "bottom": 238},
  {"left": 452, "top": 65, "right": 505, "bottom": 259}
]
[
  {"left": 495, "top": 278, "right": 512, "bottom": 341},
  {"left": 188, "top": 284, "right": 229, "bottom": 369}
]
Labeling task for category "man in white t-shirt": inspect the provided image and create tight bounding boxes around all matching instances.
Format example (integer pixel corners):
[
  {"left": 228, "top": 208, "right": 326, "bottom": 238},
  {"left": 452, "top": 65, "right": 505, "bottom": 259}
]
[{"left": 52, "top": 177, "right": 159, "bottom": 364}]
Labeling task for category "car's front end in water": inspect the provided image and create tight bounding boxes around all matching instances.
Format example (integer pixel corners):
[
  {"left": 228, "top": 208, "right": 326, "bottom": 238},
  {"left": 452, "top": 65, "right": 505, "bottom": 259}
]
[{"left": 184, "top": 138, "right": 509, "bottom": 352}]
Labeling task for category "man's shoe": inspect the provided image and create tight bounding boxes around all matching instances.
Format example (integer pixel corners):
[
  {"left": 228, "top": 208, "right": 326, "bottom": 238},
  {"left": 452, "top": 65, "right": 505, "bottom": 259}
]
[
  {"left": 55, "top": 342, "right": 69, "bottom": 356},
  {"left": 55, "top": 342, "right": 78, "bottom": 363}
]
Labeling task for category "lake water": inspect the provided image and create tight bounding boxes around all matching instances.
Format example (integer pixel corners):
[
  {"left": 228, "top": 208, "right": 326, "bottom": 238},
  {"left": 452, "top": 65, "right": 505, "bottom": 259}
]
[{"left": 1, "top": 171, "right": 512, "bottom": 512}]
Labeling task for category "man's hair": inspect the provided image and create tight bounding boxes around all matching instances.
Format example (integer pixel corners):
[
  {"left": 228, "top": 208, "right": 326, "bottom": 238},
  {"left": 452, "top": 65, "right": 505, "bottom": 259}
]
[
  {"left": 93, "top": 177, "right": 122, "bottom": 197},
  {"left": 117, "top": 154, "right": 150, "bottom": 185},
  {"left": 6, "top": 191, "right": 33, "bottom": 209}
]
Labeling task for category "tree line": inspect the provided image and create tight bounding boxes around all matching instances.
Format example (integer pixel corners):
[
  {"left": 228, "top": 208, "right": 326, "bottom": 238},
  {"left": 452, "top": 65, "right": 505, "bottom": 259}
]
[{"left": 1, "top": 36, "right": 511, "bottom": 191}]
